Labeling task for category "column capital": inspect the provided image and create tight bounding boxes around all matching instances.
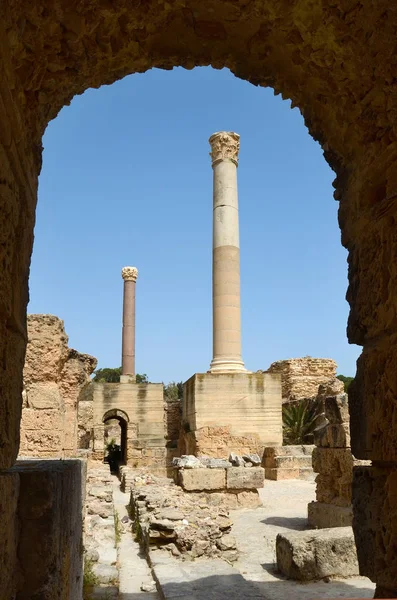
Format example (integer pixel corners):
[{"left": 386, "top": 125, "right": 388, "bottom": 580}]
[
  {"left": 122, "top": 266, "right": 138, "bottom": 282},
  {"left": 209, "top": 131, "right": 240, "bottom": 167}
]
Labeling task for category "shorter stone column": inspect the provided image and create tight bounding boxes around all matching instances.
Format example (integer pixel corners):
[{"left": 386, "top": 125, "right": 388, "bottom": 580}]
[{"left": 121, "top": 266, "right": 138, "bottom": 382}]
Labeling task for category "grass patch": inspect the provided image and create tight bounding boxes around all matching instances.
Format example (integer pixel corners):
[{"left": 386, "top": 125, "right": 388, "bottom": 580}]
[
  {"left": 83, "top": 557, "right": 99, "bottom": 599},
  {"left": 114, "top": 511, "right": 121, "bottom": 545}
]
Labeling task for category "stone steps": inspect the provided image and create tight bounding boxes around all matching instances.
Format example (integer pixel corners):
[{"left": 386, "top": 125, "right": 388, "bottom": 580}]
[
  {"left": 265, "top": 466, "right": 314, "bottom": 481},
  {"left": 263, "top": 445, "right": 315, "bottom": 481}
]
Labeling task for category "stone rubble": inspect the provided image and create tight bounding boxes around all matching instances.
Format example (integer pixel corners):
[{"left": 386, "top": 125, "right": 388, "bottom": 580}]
[
  {"left": 128, "top": 469, "right": 239, "bottom": 563},
  {"left": 173, "top": 453, "right": 262, "bottom": 469},
  {"left": 84, "top": 467, "right": 118, "bottom": 588}
]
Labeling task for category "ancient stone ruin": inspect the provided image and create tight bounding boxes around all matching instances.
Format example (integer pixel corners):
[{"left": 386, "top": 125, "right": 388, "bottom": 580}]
[
  {"left": 20, "top": 314, "right": 97, "bottom": 458},
  {"left": 267, "top": 357, "right": 343, "bottom": 402}
]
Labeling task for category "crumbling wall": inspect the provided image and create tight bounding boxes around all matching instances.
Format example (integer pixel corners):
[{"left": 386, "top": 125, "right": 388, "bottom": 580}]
[
  {"left": 308, "top": 392, "right": 369, "bottom": 528},
  {"left": 267, "top": 358, "right": 342, "bottom": 402},
  {"left": 20, "top": 314, "right": 97, "bottom": 458},
  {"left": 164, "top": 399, "right": 182, "bottom": 469}
]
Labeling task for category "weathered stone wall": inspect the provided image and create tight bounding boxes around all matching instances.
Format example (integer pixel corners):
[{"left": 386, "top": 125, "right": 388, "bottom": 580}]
[
  {"left": 0, "top": 459, "right": 85, "bottom": 599},
  {"left": 20, "top": 314, "right": 97, "bottom": 458},
  {"left": 266, "top": 358, "right": 342, "bottom": 402},
  {"left": 181, "top": 372, "right": 282, "bottom": 459},
  {"left": 80, "top": 382, "right": 167, "bottom": 471},
  {"left": 308, "top": 393, "right": 369, "bottom": 529}
]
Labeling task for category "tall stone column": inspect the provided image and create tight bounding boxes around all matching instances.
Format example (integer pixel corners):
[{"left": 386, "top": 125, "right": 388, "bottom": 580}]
[
  {"left": 121, "top": 266, "right": 138, "bottom": 380},
  {"left": 209, "top": 132, "right": 246, "bottom": 373}
]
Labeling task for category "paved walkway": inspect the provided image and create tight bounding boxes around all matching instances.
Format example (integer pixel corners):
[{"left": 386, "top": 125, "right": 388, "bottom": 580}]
[
  {"left": 232, "top": 479, "right": 375, "bottom": 600},
  {"left": 112, "top": 482, "right": 160, "bottom": 599}
]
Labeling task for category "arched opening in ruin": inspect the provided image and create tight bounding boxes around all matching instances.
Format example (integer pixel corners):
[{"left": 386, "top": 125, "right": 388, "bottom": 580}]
[
  {"left": 103, "top": 408, "right": 129, "bottom": 471},
  {"left": 1, "top": 3, "right": 396, "bottom": 597}
]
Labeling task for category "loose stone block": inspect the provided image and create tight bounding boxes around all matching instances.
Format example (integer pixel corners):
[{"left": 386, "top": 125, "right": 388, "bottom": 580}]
[
  {"left": 308, "top": 501, "right": 353, "bottom": 528},
  {"left": 226, "top": 467, "right": 264, "bottom": 489},
  {"left": 314, "top": 423, "right": 350, "bottom": 448},
  {"left": 178, "top": 468, "right": 226, "bottom": 491},
  {"left": 324, "top": 394, "right": 350, "bottom": 424},
  {"left": 276, "top": 527, "right": 359, "bottom": 581}
]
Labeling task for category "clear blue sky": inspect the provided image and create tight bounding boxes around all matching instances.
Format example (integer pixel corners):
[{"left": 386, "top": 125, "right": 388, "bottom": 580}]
[{"left": 29, "top": 67, "right": 360, "bottom": 382}]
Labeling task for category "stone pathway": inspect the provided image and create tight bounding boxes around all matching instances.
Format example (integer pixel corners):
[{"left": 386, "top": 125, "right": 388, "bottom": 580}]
[
  {"left": 92, "top": 473, "right": 375, "bottom": 600},
  {"left": 231, "top": 479, "right": 375, "bottom": 600},
  {"left": 112, "top": 481, "right": 160, "bottom": 599}
]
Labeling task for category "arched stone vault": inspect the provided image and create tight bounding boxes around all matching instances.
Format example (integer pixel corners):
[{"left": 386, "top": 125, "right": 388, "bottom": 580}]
[
  {"left": 1, "top": 1, "right": 397, "bottom": 595},
  {"left": 102, "top": 408, "right": 130, "bottom": 424}
]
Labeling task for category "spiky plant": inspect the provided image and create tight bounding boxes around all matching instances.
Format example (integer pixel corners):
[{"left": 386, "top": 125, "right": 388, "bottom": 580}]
[{"left": 282, "top": 399, "right": 323, "bottom": 445}]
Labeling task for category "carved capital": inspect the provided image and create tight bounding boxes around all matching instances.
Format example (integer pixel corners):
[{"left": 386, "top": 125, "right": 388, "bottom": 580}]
[
  {"left": 209, "top": 131, "right": 240, "bottom": 166},
  {"left": 122, "top": 266, "right": 138, "bottom": 282}
]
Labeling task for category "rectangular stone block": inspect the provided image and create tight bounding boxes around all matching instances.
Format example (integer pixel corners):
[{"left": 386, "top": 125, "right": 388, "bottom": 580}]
[
  {"left": 265, "top": 467, "right": 300, "bottom": 481},
  {"left": 315, "top": 473, "right": 352, "bottom": 506},
  {"left": 4, "top": 460, "right": 84, "bottom": 599},
  {"left": 308, "top": 501, "right": 353, "bottom": 528},
  {"left": 20, "top": 408, "right": 62, "bottom": 431},
  {"left": 312, "top": 447, "right": 353, "bottom": 475},
  {"left": 276, "top": 527, "right": 359, "bottom": 581},
  {"left": 178, "top": 468, "right": 226, "bottom": 491},
  {"left": 183, "top": 373, "right": 282, "bottom": 447},
  {"left": 26, "top": 382, "right": 62, "bottom": 409},
  {"left": 226, "top": 467, "right": 264, "bottom": 489},
  {"left": 264, "top": 445, "right": 314, "bottom": 460}
]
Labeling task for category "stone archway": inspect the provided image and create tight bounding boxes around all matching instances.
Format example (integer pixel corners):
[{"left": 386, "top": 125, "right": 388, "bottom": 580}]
[
  {"left": 1, "top": 2, "right": 397, "bottom": 596},
  {"left": 103, "top": 409, "right": 129, "bottom": 467}
]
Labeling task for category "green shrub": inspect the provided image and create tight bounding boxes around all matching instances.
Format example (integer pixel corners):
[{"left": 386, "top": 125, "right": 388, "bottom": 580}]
[
  {"left": 282, "top": 399, "right": 323, "bottom": 445},
  {"left": 83, "top": 557, "right": 99, "bottom": 599}
]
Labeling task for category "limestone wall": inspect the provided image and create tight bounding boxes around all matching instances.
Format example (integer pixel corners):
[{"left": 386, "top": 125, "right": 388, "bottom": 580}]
[
  {"left": 20, "top": 315, "right": 97, "bottom": 458},
  {"left": 266, "top": 358, "right": 341, "bottom": 402},
  {"left": 181, "top": 372, "right": 282, "bottom": 458},
  {"left": 79, "top": 382, "right": 167, "bottom": 470}
]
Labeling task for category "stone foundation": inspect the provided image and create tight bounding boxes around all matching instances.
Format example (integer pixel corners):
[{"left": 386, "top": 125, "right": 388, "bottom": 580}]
[
  {"left": 0, "top": 459, "right": 84, "bottom": 599},
  {"left": 181, "top": 372, "right": 282, "bottom": 458},
  {"left": 276, "top": 527, "right": 359, "bottom": 581},
  {"left": 263, "top": 445, "right": 314, "bottom": 480}
]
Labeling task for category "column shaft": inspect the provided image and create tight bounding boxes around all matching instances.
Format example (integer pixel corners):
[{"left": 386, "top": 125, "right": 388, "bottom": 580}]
[
  {"left": 122, "top": 280, "right": 136, "bottom": 375},
  {"left": 121, "top": 266, "right": 138, "bottom": 378},
  {"left": 209, "top": 132, "right": 246, "bottom": 373}
]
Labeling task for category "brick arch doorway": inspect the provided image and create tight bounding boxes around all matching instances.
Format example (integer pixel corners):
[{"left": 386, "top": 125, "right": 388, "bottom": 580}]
[{"left": 103, "top": 408, "right": 130, "bottom": 468}]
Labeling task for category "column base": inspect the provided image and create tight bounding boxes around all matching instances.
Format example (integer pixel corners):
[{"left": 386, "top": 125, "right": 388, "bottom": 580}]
[
  {"left": 120, "top": 374, "right": 136, "bottom": 383},
  {"left": 209, "top": 357, "right": 247, "bottom": 373}
]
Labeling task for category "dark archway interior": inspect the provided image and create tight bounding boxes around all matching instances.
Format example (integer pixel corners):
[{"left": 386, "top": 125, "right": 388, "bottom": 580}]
[{"left": 103, "top": 415, "right": 128, "bottom": 470}]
